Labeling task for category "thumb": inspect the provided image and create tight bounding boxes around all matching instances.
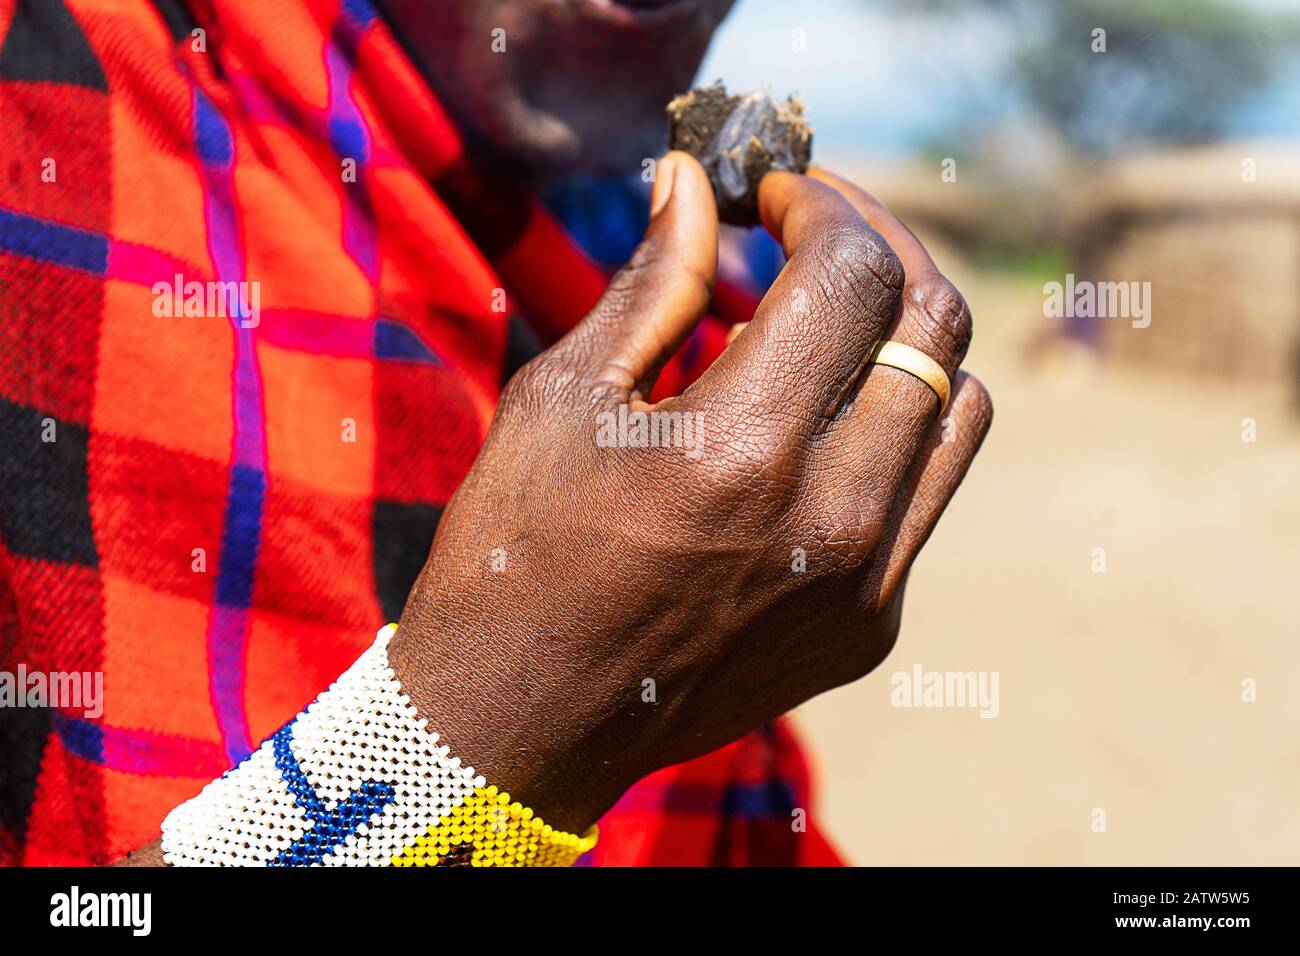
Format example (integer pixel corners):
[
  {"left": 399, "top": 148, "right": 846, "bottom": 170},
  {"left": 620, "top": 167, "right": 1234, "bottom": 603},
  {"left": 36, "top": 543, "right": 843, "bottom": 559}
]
[{"left": 563, "top": 150, "right": 718, "bottom": 401}]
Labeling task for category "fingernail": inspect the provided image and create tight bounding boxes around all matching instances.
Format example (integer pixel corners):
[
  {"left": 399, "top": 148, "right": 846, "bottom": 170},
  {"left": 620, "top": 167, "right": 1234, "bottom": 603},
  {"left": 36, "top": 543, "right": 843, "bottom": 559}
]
[{"left": 649, "top": 154, "right": 677, "bottom": 219}]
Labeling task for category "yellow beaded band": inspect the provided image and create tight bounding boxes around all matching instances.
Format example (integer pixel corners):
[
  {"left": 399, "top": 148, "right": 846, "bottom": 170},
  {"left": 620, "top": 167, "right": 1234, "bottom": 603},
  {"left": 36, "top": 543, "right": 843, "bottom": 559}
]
[{"left": 392, "top": 785, "right": 598, "bottom": 867}]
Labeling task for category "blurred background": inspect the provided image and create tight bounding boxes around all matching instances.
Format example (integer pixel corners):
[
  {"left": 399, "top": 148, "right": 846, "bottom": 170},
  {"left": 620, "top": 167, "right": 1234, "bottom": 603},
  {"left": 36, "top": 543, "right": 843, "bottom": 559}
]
[{"left": 700, "top": 0, "right": 1300, "bottom": 864}]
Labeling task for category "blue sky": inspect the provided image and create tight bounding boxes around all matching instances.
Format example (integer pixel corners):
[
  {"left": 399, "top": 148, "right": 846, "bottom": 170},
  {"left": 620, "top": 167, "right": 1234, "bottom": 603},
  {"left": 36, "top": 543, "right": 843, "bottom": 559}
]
[{"left": 697, "top": 0, "right": 1300, "bottom": 159}]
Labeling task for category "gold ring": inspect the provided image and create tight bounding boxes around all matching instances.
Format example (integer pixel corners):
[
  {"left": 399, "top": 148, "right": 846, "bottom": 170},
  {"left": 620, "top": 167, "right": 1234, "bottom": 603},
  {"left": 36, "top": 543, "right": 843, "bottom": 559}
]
[{"left": 866, "top": 340, "right": 950, "bottom": 416}]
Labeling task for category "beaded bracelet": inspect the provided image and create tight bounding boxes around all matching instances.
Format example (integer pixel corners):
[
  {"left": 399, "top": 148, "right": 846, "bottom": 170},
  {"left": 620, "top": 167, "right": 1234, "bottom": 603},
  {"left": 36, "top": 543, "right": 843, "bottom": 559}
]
[{"left": 161, "top": 624, "right": 597, "bottom": 867}]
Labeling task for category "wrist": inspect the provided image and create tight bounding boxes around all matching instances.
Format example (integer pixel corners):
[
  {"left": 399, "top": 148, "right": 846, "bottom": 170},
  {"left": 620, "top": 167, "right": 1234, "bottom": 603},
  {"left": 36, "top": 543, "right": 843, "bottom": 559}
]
[{"left": 389, "top": 602, "right": 630, "bottom": 835}]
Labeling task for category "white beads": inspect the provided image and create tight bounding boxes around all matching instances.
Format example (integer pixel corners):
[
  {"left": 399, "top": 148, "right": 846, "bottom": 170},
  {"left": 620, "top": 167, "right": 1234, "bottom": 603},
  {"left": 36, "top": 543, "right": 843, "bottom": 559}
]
[{"left": 161, "top": 625, "right": 486, "bottom": 867}]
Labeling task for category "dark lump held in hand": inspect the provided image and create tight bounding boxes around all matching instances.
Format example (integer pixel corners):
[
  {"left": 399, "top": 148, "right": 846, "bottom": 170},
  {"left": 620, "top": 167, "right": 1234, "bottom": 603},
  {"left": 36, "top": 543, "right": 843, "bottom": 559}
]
[{"left": 666, "top": 81, "right": 813, "bottom": 227}]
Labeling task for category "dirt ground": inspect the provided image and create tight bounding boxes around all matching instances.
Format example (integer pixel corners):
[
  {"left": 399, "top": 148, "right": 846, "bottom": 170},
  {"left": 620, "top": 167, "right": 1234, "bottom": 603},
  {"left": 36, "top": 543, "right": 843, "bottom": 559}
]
[{"left": 791, "top": 270, "right": 1300, "bottom": 865}]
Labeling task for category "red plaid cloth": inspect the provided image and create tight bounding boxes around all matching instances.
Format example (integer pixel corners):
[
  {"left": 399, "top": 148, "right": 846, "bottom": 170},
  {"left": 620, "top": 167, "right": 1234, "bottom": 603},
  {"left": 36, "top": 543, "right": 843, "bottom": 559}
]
[{"left": 0, "top": 0, "right": 840, "bottom": 866}]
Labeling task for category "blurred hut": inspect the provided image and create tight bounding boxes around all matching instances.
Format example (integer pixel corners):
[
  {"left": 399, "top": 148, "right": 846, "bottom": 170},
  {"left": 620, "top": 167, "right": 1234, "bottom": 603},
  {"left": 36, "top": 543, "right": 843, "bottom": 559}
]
[{"left": 1066, "top": 140, "right": 1300, "bottom": 395}]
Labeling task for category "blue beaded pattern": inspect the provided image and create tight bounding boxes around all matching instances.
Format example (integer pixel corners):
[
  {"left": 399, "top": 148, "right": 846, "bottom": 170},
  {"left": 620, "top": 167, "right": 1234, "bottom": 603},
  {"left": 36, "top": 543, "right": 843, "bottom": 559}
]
[{"left": 268, "top": 720, "right": 397, "bottom": 867}]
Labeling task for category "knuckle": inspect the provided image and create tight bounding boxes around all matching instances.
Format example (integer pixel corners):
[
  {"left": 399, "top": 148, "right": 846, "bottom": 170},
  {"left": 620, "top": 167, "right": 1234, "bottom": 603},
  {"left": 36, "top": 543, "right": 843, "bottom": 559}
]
[
  {"left": 808, "top": 223, "right": 905, "bottom": 322},
  {"left": 618, "top": 234, "right": 715, "bottom": 303},
  {"left": 602, "top": 256, "right": 649, "bottom": 311},
  {"left": 577, "top": 251, "right": 656, "bottom": 342},
  {"left": 961, "top": 373, "right": 994, "bottom": 433},
  {"left": 696, "top": 424, "right": 804, "bottom": 521},
  {"left": 497, "top": 363, "right": 535, "bottom": 409},
  {"left": 707, "top": 427, "right": 783, "bottom": 483},
  {"left": 801, "top": 505, "right": 879, "bottom": 572},
  {"left": 941, "top": 372, "right": 993, "bottom": 448},
  {"left": 864, "top": 231, "right": 906, "bottom": 295},
  {"left": 907, "top": 274, "right": 972, "bottom": 363},
  {"left": 500, "top": 352, "right": 580, "bottom": 413},
  {"left": 601, "top": 236, "right": 674, "bottom": 310}
]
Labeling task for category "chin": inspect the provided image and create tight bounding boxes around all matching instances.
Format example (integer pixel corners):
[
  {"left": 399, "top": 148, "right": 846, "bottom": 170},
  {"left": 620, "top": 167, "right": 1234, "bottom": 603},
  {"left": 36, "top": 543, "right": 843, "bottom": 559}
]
[
  {"left": 509, "top": 110, "right": 674, "bottom": 177},
  {"left": 381, "top": 0, "right": 735, "bottom": 176}
]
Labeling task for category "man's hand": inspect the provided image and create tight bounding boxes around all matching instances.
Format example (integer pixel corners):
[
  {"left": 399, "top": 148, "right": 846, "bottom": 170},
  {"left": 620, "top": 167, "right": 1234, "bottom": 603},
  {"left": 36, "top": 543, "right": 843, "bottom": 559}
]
[{"left": 390, "top": 151, "right": 991, "bottom": 835}]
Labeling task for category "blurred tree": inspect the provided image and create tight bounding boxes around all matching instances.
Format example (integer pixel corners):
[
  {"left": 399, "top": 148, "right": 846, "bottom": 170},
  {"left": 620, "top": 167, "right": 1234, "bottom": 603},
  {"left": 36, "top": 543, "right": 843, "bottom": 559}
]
[{"left": 895, "top": 0, "right": 1300, "bottom": 156}]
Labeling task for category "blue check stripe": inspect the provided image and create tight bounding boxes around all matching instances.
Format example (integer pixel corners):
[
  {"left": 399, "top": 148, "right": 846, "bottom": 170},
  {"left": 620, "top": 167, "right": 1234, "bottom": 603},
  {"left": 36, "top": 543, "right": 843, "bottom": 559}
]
[{"left": 0, "top": 206, "right": 108, "bottom": 274}]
